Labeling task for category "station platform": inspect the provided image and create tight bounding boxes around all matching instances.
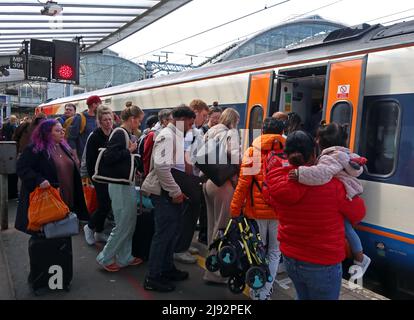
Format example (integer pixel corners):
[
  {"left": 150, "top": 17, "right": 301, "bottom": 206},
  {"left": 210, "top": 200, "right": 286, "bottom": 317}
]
[{"left": 0, "top": 199, "right": 387, "bottom": 300}]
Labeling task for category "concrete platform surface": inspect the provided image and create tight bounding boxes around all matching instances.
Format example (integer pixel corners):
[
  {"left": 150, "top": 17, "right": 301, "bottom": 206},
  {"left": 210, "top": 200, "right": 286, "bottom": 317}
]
[{"left": 0, "top": 199, "right": 387, "bottom": 300}]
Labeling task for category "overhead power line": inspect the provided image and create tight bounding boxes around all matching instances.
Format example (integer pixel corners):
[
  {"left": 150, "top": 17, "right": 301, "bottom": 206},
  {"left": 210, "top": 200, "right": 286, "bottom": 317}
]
[
  {"left": 152, "top": 0, "right": 348, "bottom": 66},
  {"left": 366, "top": 8, "right": 414, "bottom": 23},
  {"left": 80, "top": 0, "right": 291, "bottom": 78},
  {"left": 382, "top": 14, "right": 414, "bottom": 25}
]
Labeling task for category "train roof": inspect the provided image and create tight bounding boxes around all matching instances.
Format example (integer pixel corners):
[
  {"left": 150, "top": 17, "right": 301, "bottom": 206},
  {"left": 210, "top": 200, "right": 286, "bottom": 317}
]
[{"left": 40, "top": 19, "right": 414, "bottom": 107}]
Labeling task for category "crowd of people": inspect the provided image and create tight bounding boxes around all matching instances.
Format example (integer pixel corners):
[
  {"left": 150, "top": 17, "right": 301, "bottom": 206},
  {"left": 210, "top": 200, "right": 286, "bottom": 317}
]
[{"left": 2, "top": 94, "right": 370, "bottom": 300}]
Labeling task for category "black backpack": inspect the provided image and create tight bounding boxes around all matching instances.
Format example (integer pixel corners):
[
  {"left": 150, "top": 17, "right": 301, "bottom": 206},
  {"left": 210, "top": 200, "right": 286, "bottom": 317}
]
[{"left": 136, "top": 133, "right": 148, "bottom": 174}]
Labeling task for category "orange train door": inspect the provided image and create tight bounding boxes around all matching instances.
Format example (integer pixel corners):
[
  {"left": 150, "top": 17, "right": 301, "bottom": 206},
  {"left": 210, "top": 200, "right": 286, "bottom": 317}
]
[
  {"left": 244, "top": 71, "right": 275, "bottom": 151},
  {"left": 324, "top": 56, "right": 367, "bottom": 152}
]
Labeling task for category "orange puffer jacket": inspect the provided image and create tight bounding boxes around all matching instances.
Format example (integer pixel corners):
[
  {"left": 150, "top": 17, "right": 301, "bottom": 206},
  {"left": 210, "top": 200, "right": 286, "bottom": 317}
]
[{"left": 230, "top": 134, "right": 285, "bottom": 219}]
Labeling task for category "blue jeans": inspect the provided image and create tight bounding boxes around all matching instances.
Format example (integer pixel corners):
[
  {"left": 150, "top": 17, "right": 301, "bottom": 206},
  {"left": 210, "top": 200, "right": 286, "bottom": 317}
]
[
  {"left": 147, "top": 193, "right": 185, "bottom": 279},
  {"left": 284, "top": 255, "right": 342, "bottom": 300},
  {"left": 345, "top": 219, "right": 363, "bottom": 254}
]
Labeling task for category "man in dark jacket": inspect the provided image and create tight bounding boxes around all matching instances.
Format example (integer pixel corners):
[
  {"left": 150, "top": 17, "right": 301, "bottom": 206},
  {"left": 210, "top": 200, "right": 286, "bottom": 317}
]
[{"left": 67, "top": 95, "right": 101, "bottom": 162}]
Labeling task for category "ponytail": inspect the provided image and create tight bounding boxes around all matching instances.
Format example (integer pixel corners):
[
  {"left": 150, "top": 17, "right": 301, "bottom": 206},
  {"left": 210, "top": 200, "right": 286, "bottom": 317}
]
[{"left": 121, "top": 104, "right": 144, "bottom": 122}]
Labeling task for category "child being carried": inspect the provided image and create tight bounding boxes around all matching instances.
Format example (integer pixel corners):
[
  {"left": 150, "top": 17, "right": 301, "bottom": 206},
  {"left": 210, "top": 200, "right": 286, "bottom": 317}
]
[{"left": 289, "top": 122, "right": 370, "bottom": 279}]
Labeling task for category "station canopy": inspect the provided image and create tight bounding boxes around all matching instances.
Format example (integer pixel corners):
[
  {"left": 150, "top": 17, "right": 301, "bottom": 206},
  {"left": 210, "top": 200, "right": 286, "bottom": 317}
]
[{"left": 0, "top": 0, "right": 192, "bottom": 55}]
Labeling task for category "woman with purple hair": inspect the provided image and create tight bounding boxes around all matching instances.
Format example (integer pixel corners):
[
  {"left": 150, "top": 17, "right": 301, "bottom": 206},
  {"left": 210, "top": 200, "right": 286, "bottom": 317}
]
[{"left": 15, "top": 119, "right": 88, "bottom": 235}]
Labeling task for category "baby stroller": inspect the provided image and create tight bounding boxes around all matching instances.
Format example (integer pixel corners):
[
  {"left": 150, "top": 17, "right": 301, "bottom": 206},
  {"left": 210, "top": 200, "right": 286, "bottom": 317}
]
[{"left": 205, "top": 215, "right": 273, "bottom": 294}]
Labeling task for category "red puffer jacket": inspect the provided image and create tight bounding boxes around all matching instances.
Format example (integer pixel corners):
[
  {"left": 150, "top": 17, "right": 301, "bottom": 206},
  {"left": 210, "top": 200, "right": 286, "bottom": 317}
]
[{"left": 266, "top": 165, "right": 366, "bottom": 265}]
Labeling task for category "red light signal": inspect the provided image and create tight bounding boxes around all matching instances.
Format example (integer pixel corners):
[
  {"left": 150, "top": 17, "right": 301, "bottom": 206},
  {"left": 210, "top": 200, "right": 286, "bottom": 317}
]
[
  {"left": 52, "top": 40, "right": 79, "bottom": 83},
  {"left": 58, "top": 65, "right": 73, "bottom": 79}
]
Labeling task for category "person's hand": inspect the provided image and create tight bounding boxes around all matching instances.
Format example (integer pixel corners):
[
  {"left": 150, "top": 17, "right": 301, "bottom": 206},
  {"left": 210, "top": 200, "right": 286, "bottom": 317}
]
[
  {"left": 172, "top": 193, "right": 188, "bottom": 204},
  {"left": 128, "top": 141, "right": 138, "bottom": 153},
  {"left": 288, "top": 169, "right": 299, "bottom": 181},
  {"left": 39, "top": 180, "right": 50, "bottom": 189}
]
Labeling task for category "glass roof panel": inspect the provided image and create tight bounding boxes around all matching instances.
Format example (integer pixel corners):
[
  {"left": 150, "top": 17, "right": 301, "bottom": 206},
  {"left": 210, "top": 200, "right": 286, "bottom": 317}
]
[{"left": 0, "top": 0, "right": 191, "bottom": 55}]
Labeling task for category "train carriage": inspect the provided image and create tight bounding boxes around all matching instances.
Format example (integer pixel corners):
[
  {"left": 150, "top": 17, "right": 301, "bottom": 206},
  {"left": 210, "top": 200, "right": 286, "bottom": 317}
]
[{"left": 38, "top": 20, "right": 414, "bottom": 297}]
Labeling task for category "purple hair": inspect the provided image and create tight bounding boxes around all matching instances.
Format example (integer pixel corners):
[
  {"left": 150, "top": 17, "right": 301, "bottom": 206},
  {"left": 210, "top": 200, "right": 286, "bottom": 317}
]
[{"left": 31, "top": 119, "right": 71, "bottom": 157}]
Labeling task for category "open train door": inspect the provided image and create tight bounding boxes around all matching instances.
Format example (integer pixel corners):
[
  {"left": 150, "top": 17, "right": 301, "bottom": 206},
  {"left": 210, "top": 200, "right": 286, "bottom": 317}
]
[
  {"left": 324, "top": 55, "right": 367, "bottom": 152},
  {"left": 244, "top": 71, "right": 275, "bottom": 151}
]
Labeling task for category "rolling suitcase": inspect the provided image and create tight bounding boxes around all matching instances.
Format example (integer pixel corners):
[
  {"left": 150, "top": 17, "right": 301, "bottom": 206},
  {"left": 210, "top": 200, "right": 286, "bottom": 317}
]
[
  {"left": 28, "top": 235, "right": 73, "bottom": 294},
  {"left": 132, "top": 208, "right": 154, "bottom": 261}
]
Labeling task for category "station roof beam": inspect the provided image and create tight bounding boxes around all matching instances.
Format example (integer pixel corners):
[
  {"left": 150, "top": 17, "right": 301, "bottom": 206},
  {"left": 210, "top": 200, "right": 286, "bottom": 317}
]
[{"left": 0, "top": 0, "right": 192, "bottom": 55}]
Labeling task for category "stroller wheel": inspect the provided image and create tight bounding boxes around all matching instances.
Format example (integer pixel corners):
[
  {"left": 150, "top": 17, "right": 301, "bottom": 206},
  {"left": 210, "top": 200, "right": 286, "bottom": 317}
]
[
  {"left": 228, "top": 274, "right": 245, "bottom": 294},
  {"left": 246, "top": 266, "right": 266, "bottom": 290},
  {"left": 219, "top": 266, "right": 232, "bottom": 278},
  {"left": 218, "top": 246, "right": 237, "bottom": 266},
  {"left": 206, "top": 255, "right": 219, "bottom": 272}
]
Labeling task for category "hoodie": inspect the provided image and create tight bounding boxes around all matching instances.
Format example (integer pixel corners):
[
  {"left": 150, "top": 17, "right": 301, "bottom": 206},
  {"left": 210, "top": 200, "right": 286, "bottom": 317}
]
[
  {"left": 266, "top": 165, "right": 366, "bottom": 265},
  {"left": 230, "top": 134, "right": 285, "bottom": 219}
]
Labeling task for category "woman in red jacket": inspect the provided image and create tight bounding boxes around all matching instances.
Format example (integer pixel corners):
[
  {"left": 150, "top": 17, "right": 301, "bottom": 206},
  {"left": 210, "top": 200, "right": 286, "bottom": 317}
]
[{"left": 265, "top": 131, "right": 366, "bottom": 300}]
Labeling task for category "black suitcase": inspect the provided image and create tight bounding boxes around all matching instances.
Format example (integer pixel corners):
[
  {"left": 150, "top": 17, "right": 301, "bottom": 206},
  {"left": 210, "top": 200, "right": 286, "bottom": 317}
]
[
  {"left": 132, "top": 208, "right": 154, "bottom": 261},
  {"left": 28, "top": 236, "right": 73, "bottom": 294}
]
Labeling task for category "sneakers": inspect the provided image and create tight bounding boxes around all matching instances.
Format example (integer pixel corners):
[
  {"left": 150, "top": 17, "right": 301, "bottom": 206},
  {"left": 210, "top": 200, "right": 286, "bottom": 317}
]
[
  {"left": 250, "top": 286, "right": 273, "bottom": 300},
  {"left": 144, "top": 276, "right": 175, "bottom": 292},
  {"left": 203, "top": 272, "right": 228, "bottom": 284},
  {"left": 162, "top": 268, "right": 189, "bottom": 281},
  {"left": 188, "top": 247, "right": 199, "bottom": 255},
  {"left": 94, "top": 232, "right": 109, "bottom": 243},
  {"left": 83, "top": 224, "right": 95, "bottom": 245},
  {"left": 99, "top": 262, "right": 121, "bottom": 272},
  {"left": 128, "top": 257, "right": 143, "bottom": 266},
  {"left": 174, "top": 252, "right": 197, "bottom": 264},
  {"left": 353, "top": 254, "right": 371, "bottom": 278}
]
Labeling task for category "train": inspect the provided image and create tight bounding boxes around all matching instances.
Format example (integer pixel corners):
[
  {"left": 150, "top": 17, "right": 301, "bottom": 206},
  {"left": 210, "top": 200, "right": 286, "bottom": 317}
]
[{"left": 38, "top": 20, "right": 414, "bottom": 298}]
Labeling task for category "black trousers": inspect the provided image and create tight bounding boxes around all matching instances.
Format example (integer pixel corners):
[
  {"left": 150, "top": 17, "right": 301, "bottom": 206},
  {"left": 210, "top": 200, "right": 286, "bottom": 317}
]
[
  {"left": 170, "top": 169, "right": 202, "bottom": 253},
  {"left": 87, "top": 181, "right": 112, "bottom": 233},
  {"left": 198, "top": 185, "right": 208, "bottom": 239},
  {"left": 174, "top": 195, "right": 201, "bottom": 253}
]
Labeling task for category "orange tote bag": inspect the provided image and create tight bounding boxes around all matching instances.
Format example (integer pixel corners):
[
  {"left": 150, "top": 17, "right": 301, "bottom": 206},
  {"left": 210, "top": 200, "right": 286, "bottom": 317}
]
[
  {"left": 83, "top": 184, "right": 98, "bottom": 215},
  {"left": 28, "top": 187, "right": 70, "bottom": 231}
]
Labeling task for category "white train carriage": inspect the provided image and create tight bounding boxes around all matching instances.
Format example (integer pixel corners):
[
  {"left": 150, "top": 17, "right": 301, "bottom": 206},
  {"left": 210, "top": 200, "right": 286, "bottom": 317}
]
[{"left": 39, "top": 21, "right": 414, "bottom": 297}]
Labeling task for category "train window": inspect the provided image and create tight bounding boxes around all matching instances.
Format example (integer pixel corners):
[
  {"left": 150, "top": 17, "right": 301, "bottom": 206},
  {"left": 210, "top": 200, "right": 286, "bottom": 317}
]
[
  {"left": 359, "top": 100, "right": 400, "bottom": 176},
  {"left": 330, "top": 101, "right": 352, "bottom": 145},
  {"left": 331, "top": 101, "right": 352, "bottom": 125},
  {"left": 249, "top": 105, "right": 264, "bottom": 145}
]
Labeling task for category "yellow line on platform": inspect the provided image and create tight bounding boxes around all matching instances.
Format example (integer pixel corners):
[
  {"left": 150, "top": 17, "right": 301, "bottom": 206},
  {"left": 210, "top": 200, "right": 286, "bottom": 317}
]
[{"left": 196, "top": 255, "right": 250, "bottom": 298}]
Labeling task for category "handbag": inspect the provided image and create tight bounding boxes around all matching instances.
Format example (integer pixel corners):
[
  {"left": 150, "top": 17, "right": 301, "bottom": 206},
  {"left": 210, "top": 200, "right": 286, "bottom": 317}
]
[
  {"left": 92, "top": 127, "right": 138, "bottom": 185},
  {"left": 195, "top": 135, "right": 239, "bottom": 187},
  {"left": 43, "top": 212, "right": 79, "bottom": 239}
]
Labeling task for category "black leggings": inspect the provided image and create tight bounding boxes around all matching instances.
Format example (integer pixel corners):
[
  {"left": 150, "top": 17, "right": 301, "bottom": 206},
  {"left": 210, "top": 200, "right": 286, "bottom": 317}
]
[{"left": 87, "top": 181, "right": 112, "bottom": 233}]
